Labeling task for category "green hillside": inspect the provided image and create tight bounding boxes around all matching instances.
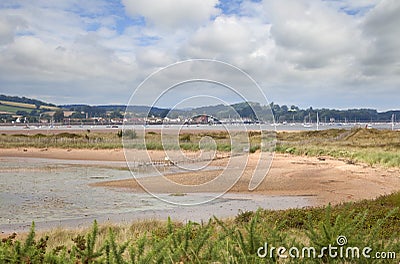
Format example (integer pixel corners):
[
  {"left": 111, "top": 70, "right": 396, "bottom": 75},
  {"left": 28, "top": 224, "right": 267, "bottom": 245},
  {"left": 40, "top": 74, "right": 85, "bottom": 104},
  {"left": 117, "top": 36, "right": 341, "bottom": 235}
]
[
  {"left": 0, "top": 103, "right": 33, "bottom": 114},
  {"left": 0, "top": 95, "right": 58, "bottom": 114}
]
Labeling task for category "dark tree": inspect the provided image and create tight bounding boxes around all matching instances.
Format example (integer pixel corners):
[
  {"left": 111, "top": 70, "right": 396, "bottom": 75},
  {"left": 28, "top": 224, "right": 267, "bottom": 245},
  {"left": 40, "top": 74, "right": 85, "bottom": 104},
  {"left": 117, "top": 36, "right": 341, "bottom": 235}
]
[{"left": 53, "top": 110, "right": 64, "bottom": 122}]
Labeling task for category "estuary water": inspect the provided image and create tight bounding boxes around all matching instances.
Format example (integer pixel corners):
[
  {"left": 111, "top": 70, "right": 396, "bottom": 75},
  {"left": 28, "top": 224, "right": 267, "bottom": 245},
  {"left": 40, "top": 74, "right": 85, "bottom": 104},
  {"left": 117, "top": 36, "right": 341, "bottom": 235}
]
[{"left": 0, "top": 157, "right": 312, "bottom": 232}]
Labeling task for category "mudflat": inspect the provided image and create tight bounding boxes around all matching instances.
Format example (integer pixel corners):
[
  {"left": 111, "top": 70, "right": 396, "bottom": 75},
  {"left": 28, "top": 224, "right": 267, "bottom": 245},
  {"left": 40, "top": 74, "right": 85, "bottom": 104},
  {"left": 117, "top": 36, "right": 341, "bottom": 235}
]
[
  {"left": 2, "top": 147, "right": 399, "bottom": 206},
  {"left": 0, "top": 147, "right": 126, "bottom": 161}
]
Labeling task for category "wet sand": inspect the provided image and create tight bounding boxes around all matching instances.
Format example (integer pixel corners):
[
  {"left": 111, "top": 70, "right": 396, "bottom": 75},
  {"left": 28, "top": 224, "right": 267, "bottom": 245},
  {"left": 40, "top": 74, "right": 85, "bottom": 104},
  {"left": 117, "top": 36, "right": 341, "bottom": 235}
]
[
  {"left": 0, "top": 148, "right": 126, "bottom": 161},
  {"left": 2, "top": 148, "right": 400, "bottom": 206},
  {"left": 1, "top": 193, "right": 312, "bottom": 233},
  {"left": 95, "top": 153, "right": 400, "bottom": 206},
  {"left": 0, "top": 155, "right": 314, "bottom": 233}
]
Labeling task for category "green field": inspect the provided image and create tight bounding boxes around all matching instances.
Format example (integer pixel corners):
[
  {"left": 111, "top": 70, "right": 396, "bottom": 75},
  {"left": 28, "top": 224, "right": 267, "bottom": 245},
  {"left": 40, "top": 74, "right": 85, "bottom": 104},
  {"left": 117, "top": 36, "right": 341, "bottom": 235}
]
[
  {"left": 0, "top": 104, "right": 33, "bottom": 114},
  {"left": 0, "top": 100, "right": 59, "bottom": 114}
]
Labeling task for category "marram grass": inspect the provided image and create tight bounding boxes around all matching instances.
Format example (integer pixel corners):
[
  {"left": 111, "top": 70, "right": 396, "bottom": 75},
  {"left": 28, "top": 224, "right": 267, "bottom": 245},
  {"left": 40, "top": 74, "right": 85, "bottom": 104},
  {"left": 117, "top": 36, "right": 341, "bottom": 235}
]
[{"left": 276, "top": 128, "right": 400, "bottom": 167}]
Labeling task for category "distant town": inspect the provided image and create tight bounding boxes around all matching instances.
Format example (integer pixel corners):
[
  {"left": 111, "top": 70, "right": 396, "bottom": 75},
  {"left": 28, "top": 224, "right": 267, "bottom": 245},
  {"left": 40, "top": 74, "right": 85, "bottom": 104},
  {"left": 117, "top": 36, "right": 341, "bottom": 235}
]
[{"left": 0, "top": 94, "right": 399, "bottom": 127}]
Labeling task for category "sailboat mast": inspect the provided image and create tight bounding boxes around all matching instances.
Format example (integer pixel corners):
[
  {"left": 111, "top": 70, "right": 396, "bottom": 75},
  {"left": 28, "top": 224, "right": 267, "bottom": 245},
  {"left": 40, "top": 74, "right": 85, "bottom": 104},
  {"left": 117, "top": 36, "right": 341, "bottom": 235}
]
[{"left": 392, "top": 114, "right": 395, "bottom": 131}]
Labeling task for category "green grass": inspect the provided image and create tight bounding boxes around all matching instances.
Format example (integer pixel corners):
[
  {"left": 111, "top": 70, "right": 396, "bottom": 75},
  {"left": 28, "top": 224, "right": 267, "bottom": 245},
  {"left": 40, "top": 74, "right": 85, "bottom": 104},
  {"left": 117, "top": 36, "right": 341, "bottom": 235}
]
[
  {"left": 0, "top": 131, "right": 239, "bottom": 151},
  {"left": 2, "top": 192, "right": 399, "bottom": 263},
  {"left": 0, "top": 132, "right": 123, "bottom": 149},
  {"left": 0, "top": 100, "right": 59, "bottom": 114},
  {"left": 276, "top": 128, "right": 400, "bottom": 167},
  {"left": 0, "top": 101, "right": 58, "bottom": 111}
]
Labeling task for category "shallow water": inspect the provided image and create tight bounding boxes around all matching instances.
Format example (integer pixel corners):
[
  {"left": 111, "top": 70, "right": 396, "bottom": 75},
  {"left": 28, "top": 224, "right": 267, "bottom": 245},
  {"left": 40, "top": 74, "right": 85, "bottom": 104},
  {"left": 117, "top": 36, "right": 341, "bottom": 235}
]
[{"left": 0, "top": 157, "right": 313, "bottom": 232}]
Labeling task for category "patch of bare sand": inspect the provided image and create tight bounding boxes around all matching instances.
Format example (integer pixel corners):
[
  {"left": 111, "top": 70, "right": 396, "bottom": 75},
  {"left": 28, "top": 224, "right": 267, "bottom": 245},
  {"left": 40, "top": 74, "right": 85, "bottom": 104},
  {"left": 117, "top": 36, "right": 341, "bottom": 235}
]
[{"left": 94, "top": 153, "right": 400, "bottom": 206}]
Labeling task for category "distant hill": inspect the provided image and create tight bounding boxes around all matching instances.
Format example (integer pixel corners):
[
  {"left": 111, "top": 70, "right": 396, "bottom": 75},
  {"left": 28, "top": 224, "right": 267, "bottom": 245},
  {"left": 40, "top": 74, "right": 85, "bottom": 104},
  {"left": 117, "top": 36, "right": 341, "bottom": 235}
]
[
  {"left": 60, "top": 104, "right": 186, "bottom": 118},
  {"left": 1, "top": 94, "right": 399, "bottom": 123},
  {"left": 59, "top": 102, "right": 267, "bottom": 120},
  {"left": 0, "top": 94, "right": 58, "bottom": 114},
  {"left": 59, "top": 101, "right": 400, "bottom": 122},
  {"left": 0, "top": 94, "right": 56, "bottom": 108}
]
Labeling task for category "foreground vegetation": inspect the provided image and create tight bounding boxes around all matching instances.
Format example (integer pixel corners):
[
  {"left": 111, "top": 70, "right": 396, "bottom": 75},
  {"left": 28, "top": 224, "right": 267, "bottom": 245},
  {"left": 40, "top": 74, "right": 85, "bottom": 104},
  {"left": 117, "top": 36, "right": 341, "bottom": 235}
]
[{"left": 1, "top": 192, "right": 399, "bottom": 263}]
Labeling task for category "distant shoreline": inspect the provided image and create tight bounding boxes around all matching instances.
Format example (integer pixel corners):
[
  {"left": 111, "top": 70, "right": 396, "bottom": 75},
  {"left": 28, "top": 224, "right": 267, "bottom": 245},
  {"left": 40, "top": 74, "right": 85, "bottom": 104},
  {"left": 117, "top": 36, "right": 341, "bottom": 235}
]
[{"left": 0, "top": 122, "right": 398, "bottom": 136}]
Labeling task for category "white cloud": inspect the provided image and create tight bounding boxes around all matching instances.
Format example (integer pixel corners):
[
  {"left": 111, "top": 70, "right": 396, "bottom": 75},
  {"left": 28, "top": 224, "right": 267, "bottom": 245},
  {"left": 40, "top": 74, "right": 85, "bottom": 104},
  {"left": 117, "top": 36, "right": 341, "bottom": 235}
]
[
  {"left": 361, "top": 0, "right": 400, "bottom": 77},
  {"left": 0, "top": 0, "right": 399, "bottom": 109},
  {"left": 0, "top": 16, "right": 25, "bottom": 45},
  {"left": 0, "top": 34, "right": 135, "bottom": 82},
  {"left": 136, "top": 48, "right": 175, "bottom": 68},
  {"left": 179, "top": 0, "right": 368, "bottom": 91},
  {"left": 265, "top": 0, "right": 363, "bottom": 70},
  {"left": 181, "top": 16, "right": 257, "bottom": 58},
  {"left": 0, "top": 25, "right": 13, "bottom": 45},
  {"left": 0, "top": 1, "right": 141, "bottom": 104},
  {"left": 122, "top": 0, "right": 220, "bottom": 30}
]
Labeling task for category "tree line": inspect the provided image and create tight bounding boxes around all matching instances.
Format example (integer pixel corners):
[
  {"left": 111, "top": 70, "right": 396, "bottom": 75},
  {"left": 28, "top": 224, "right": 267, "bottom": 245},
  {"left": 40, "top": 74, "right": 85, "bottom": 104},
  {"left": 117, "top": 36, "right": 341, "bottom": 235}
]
[{"left": 269, "top": 103, "right": 399, "bottom": 123}]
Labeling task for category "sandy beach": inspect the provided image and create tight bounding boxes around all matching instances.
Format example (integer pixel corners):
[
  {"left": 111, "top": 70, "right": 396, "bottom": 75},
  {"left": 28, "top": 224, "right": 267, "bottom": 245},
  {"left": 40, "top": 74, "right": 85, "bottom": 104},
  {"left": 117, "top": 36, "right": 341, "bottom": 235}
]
[{"left": 2, "top": 147, "right": 400, "bottom": 206}]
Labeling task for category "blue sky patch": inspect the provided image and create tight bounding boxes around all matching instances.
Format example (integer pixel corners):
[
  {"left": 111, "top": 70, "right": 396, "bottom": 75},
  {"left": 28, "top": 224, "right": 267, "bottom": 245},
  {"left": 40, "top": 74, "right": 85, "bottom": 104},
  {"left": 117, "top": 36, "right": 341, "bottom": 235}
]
[{"left": 135, "top": 35, "right": 160, "bottom": 46}]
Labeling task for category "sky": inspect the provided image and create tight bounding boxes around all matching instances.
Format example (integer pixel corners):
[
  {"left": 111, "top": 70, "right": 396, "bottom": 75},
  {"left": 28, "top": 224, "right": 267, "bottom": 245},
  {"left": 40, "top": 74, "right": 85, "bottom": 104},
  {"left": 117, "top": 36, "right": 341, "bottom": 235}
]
[{"left": 0, "top": 0, "right": 399, "bottom": 111}]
